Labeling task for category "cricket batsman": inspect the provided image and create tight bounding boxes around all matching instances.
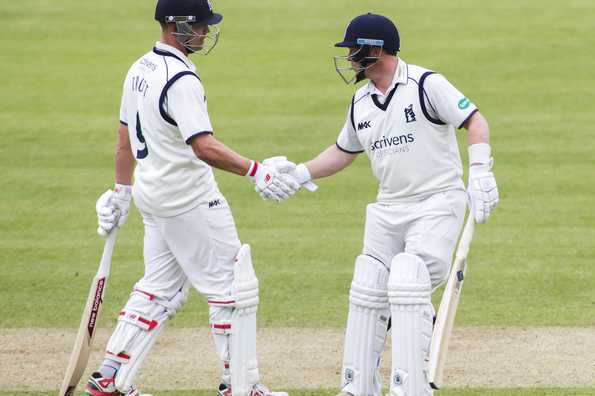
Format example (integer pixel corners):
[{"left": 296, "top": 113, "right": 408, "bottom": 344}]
[
  {"left": 87, "top": 0, "right": 297, "bottom": 395},
  {"left": 266, "top": 13, "right": 499, "bottom": 396}
]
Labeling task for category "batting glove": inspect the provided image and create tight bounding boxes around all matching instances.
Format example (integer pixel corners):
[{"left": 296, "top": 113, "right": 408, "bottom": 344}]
[
  {"left": 245, "top": 160, "right": 299, "bottom": 201},
  {"left": 95, "top": 184, "right": 132, "bottom": 235},
  {"left": 263, "top": 156, "right": 318, "bottom": 192},
  {"left": 467, "top": 144, "right": 499, "bottom": 223}
]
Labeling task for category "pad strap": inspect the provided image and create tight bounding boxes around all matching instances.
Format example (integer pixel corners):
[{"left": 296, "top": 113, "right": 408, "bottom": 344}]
[{"left": 118, "top": 310, "right": 159, "bottom": 331}]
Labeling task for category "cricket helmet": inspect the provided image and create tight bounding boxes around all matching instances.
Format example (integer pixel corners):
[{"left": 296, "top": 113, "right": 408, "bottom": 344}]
[
  {"left": 155, "top": 0, "right": 223, "bottom": 54},
  {"left": 335, "top": 13, "right": 400, "bottom": 55},
  {"left": 333, "top": 13, "right": 400, "bottom": 84}
]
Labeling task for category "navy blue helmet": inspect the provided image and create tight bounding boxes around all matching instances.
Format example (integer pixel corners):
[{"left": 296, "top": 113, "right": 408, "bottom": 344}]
[
  {"left": 155, "top": 0, "right": 223, "bottom": 54},
  {"left": 335, "top": 13, "right": 400, "bottom": 55},
  {"left": 155, "top": 0, "right": 222, "bottom": 26},
  {"left": 333, "top": 13, "right": 400, "bottom": 84}
]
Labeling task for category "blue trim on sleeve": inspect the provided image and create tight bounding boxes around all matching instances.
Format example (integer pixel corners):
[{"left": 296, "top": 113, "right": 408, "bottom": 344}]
[
  {"left": 336, "top": 142, "right": 364, "bottom": 154},
  {"left": 418, "top": 71, "right": 446, "bottom": 126},
  {"left": 120, "top": 120, "right": 128, "bottom": 126},
  {"left": 185, "top": 131, "right": 213, "bottom": 145},
  {"left": 458, "top": 108, "right": 479, "bottom": 129},
  {"left": 159, "top": 71, "right": 201, "bottom": 126}
]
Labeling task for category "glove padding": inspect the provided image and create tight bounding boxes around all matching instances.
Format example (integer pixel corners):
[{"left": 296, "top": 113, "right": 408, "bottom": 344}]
[
  {"left": 467, "top": 161, "right": 499, "bottom": 224},
  {"left": 246, "top": 160, "right": 299, "bottom": 202},
  {"left": 95, "top": 184, "right": 132, "bottom": 235}
]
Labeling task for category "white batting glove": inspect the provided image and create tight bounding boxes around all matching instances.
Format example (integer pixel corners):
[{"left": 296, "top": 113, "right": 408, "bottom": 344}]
[
  {"left": 263, "top": 156, "right": 318, "bottom": 192},
  {"left": 95, "top": 184, "right": 132, "bottom": 235},
  {"left": 245, "top": 160, "right": 299, "bottom": 201},
  {"left": 467, "top": 144, "right": 499, "bottom": 223},
  {"left": 112, "top": 184, "right": 132, "bottom": 226}
]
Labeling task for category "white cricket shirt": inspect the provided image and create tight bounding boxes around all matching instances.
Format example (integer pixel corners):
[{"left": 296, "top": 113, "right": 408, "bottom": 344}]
[
  {"left": 336, "top": 59, "right": 478, "bottom": 203},
  {"left": 119, "top": 42, "right": 219, "bottom": 216}
]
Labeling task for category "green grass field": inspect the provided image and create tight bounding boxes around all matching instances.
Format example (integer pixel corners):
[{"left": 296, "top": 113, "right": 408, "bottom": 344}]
[{"left": 1, "top": 0, "right": 594, "bottom": 395}]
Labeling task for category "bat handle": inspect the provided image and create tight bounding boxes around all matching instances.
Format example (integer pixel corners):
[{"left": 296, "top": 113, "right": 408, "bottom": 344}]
[{"left": 302, "top": 181, "right": 318, "bottom": 192}]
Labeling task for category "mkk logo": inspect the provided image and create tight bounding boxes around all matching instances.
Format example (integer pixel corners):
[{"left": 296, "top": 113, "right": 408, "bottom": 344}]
[
  {"left": 208, "top": 199, "right": 222, "bottom": 208},
  {"left": 358, "top": 120, "right": 372, "bottom": 130},
  {"left": 404, "top": 104, "right": 416, "bottom": 123}
]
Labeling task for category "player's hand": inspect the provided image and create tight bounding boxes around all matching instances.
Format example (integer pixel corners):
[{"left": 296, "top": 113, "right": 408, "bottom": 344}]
[
  {"left": 95, "top": 184, "right": 132, "bottom": 235},
  {"left": 263, "top": 156, "right": 318, "bottom": 192},
  {"left": 245, "top": 160, "right": 299, "bottom": 201},
  {"left": 112, "top": 184, "right": 132, "bottom": 226},
  {"left": 467, "top": 161, "right": 498, "bottom": 224},
  {"left": 263, "top": 156, "right": 296, "bottom": 174}
]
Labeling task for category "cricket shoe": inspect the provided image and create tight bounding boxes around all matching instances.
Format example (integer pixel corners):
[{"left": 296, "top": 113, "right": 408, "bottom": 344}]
[
  {"left": 85, "top": 372, "right": 149, "bottom": 396},
  {"left": 216, "top": 382, "right": 288, "bottom": 396},
  {"left": 217, "top": 383, "right": 232, "bottom": 396}
]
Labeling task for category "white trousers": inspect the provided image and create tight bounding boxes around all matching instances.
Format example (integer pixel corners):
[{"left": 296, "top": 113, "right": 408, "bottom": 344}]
[
  {"left": 125, "top": 196, "right": 241, "bottom": 384},
  {"left": 363, "top": 189, "right": 467, "bottom": 288},
  {"left": 135, "top": 196, "right": 241, "bottom": 300}
]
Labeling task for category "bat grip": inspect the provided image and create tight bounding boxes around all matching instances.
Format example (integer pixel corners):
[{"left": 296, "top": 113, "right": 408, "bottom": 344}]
[{"left": 302, "top": 180, "right": 318, "bottom": 192}]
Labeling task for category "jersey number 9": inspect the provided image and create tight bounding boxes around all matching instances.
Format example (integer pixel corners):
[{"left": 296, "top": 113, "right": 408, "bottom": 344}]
[{"left": 135, "top": 112, "right": 149, "bottom": 159}]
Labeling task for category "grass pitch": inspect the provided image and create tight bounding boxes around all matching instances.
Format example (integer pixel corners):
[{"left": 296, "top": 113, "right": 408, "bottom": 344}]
[{"left": 2, "top": 0, "right": 593, "bottom": 328}]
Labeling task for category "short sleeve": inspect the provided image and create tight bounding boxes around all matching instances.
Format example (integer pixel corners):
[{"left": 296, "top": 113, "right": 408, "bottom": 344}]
[
  {"left": 336, "top": 103, "right": 364, "bottom": 153},
  {"left": 423, "top": 73, "right": 478, "bottom": 129},
  {"left": 166, "top": 74, "right": 214, "bottom": 143}
]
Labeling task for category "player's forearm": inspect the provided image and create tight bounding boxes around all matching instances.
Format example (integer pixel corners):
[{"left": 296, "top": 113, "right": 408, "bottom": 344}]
[
  {"left": 304, "top": 144, "right": 358, "bottom": 179},
  {"left": 465, "top": 111, "right": 490, "bottom": 146},
  {"left": 190, "top": 134, "right": 251, "bottom": 175},
  {"left": 115, "top": 149, "right": 135, "bottom": 185},
  {"left": 115, "top": 124, "right": 135, "bottom": 185}
]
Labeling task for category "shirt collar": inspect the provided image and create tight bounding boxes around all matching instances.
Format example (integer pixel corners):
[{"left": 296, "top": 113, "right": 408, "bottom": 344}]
[
  {"left": 154, "top": 41, "right": 196, "bottom": 71},
  {"left": 368, "top": 58, "right": 408, "bottom": 96}
]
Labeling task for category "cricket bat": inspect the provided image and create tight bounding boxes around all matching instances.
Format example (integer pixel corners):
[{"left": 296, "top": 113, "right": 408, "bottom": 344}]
[
  {"left": 59, "top": 229, "right": 118, "bottom": 396},
  {"left": 428, "top": 214, "right": 475, "bottom": 389}
]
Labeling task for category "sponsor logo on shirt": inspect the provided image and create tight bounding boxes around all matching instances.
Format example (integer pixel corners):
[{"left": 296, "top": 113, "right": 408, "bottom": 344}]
[
  {"left": 208, "top": 199, "right": 222, "bottom": 208},
  {"left": 369, "top": 133, "right": 415, "bottom": 158},
  {"left": 358, "top": 120, "right": 373, "bottom": 130},
  {"left": 458, "top": 98, "right": 470, "bottom": 109},
  {"left": 140, "top": 58, "right": 157, "bottom": 71},
  {"left": 370, "top": 133, "right": 414, "bottom": 151}
]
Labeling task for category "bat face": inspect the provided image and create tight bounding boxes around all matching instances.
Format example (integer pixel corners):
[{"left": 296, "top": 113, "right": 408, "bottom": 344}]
[{"left": 59, "top": 230, "right": 117, "bottom": 396}]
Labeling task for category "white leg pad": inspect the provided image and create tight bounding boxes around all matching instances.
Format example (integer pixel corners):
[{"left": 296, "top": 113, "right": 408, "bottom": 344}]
[
  {"left": 388, "top": 253, "right": 433, "bottom": 396},
  {"left": 230, "top": 244, "right": 260, "bottom": 396},
  {"left": 341, "top": 255, "right": 390, "bottom": 396},
  {"left": 106, "top": 286, "right": 189, "bottom": 392},
  {"left": 208, "top": 302, "right": 233, "bottom": 386}
]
